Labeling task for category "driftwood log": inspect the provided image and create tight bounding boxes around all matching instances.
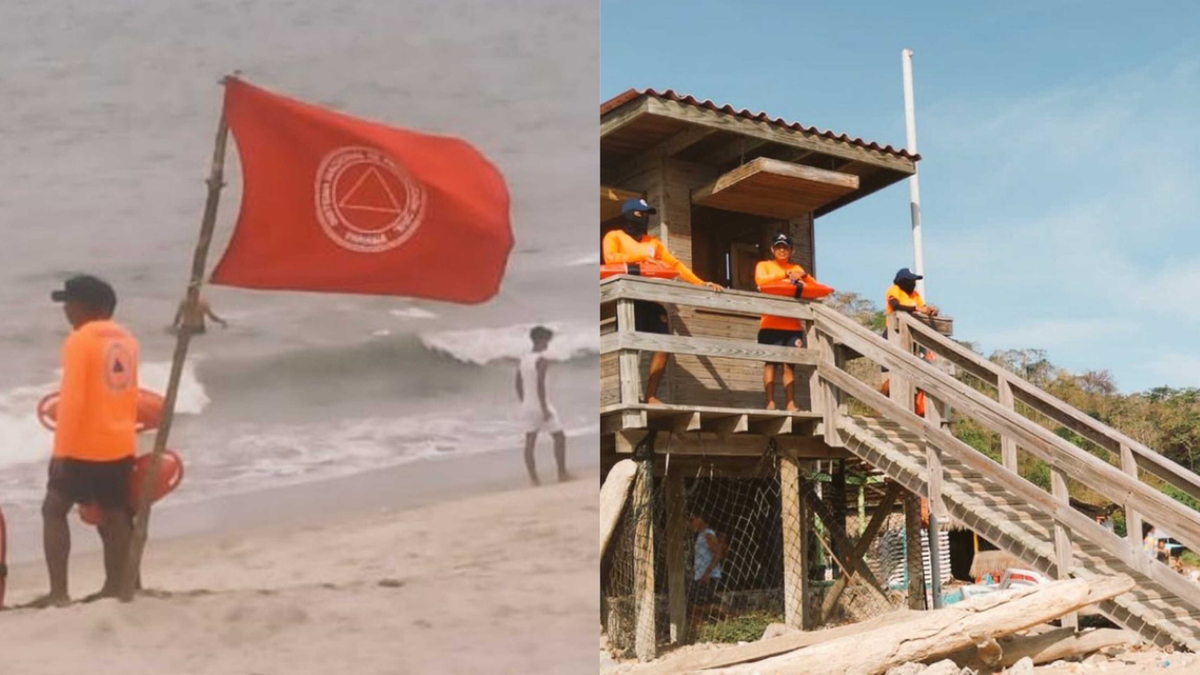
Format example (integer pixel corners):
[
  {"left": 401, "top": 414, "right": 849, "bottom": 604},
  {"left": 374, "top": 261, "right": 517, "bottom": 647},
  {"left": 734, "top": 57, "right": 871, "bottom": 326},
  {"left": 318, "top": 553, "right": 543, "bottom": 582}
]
[
  {"left": 630, "top": 611, "right": 920, "bottom": 675},
  {"left": 600, "top": 459, "right": 637, "bottom": 556},
  {"left": 948, "top": 627, "right": 1141, "bottom": 670},
  {"left": 704, "top": 575, "right": 1135, "bottom": 675}
]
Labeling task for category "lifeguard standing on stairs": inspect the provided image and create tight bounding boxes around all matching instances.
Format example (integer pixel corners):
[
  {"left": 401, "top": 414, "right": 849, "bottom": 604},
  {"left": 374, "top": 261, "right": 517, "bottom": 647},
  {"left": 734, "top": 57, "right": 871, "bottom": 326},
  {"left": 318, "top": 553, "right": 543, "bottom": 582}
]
[
  {"left": 882, "top": 267, "right": 940, "bottom": 416},
  {"left": 602, "top": 198, "right": 723, "bottom": 404}
]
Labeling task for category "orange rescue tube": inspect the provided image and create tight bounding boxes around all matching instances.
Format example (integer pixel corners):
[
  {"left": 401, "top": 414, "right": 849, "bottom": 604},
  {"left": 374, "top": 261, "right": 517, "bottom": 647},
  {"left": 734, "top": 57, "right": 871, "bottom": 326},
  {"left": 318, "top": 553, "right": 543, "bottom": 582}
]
[
  {"left": 759, "top": 278, "right": 835, "bottom": 300},
  {"left": 78, "top": 450, "right": 184, "bottom": 526},
  {"left": 600, "top": 262, "right": 680, "bottom": 281},
  {"left": 37, "top": 389, "right": 165, "bottom": 433}
]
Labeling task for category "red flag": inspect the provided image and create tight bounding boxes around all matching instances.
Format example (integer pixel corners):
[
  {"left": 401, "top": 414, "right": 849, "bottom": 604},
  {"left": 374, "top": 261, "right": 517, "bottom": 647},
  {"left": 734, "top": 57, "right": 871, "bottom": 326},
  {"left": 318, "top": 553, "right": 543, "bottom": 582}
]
[{"left": 209, "top": 78, "right": 512, "bottom": 303}]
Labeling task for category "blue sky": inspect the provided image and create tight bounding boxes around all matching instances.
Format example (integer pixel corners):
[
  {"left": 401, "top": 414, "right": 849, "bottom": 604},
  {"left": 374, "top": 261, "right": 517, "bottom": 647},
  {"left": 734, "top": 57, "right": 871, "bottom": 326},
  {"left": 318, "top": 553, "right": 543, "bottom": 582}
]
[{"left": 601, "top": 1, "right": 1200, "bottom": 393}]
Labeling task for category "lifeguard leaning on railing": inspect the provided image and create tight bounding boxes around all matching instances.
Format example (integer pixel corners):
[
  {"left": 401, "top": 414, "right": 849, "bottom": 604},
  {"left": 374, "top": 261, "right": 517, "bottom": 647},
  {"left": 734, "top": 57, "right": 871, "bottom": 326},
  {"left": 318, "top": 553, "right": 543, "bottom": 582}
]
[{"left": 601, "top": 198, "right": 723, "bottom": 404}]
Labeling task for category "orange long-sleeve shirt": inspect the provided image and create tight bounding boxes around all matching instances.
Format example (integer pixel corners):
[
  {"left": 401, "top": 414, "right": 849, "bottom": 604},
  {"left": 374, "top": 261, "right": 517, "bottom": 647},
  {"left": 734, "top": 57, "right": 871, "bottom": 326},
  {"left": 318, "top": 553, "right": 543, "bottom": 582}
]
[
  {"left": 53, "top": 320, "right": 139, "bottom": 461},
  {"left": 755, "top": 260, "right": 811, "bottom": 331},
  {"left": 601, "top": 229, "right": 705, "bottom": 285},
  {"left": 884, "top": 284, "right": 925, "bottom": 315}
]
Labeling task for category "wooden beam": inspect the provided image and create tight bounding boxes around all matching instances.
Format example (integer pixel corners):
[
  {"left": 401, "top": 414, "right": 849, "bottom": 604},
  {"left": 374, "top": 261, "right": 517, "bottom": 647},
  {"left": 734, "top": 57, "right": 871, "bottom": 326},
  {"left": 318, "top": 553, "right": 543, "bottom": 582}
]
[
  {"left": 780, "top": 456, "right": 807, "bottom": 630},
  {"left": 702, "top": 413, "right": 749, "bottom": 436},
  {"left": 633, "top": 452, "right": 656, "bottom": 661},
  {"left": 1051, "top": 467, "right": 1078, "bottom": 630},
  {"left": 804, "top": 489, "right": 889, "bottom": 600},
  {"left": 998, "top": 378, "right": 1019, "bottom": 471},
  {"left": 601, "top": 330, "right": 820, "bottom": 366},
  {"left": 612, "top": 125, "right": 719, "bottom": 182},
  {"left": 616, "top": 299, "right": 642, "bottom": 408},
  {"left": 614, "top": 429, "right": 836, "bottom": 457},
  {"left": 601, "top": 96, "right": 650, "bottom": 139},
  {"left": 643, "top": 97, "right": 916, "bottom": 175},
  {"left": 650, "top": 411, "right": 701, "bottom": 433},
  {"left": 1120, "top": 444, "right": 1144, "bottom": 554},
  {"left": 601, "top": 275, "right": 816, "bottom": 323},
  {"left": 904, "top": 490, "right": 927, "bottom": 610},
  {"left": 666, "top": 470, "right": 689, "bottom": 644},
  {"left": 821, "top": 483, "right": 903, "bottom": 621},
  {"left": 703, "top": 137, "right": 771, "bottom": 167}
]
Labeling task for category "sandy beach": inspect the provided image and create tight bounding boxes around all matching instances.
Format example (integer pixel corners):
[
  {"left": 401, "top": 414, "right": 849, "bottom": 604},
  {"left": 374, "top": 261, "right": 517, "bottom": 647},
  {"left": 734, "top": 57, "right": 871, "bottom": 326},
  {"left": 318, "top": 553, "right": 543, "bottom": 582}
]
[{"left": 0, "top": 446, "right": 599, "bottom": 674}]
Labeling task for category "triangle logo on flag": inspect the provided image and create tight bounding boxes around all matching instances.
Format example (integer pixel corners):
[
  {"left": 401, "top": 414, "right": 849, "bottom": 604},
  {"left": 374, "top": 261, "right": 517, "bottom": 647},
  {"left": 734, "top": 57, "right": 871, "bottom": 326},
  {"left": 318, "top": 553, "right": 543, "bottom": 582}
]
[{"left": 338, "top": 167, "right": 403, "bottom": 214}]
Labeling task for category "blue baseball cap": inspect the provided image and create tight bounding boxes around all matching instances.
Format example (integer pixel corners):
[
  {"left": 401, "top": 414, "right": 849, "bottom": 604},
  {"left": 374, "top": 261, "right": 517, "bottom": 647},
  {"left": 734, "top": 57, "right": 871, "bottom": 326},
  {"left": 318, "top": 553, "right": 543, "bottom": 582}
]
[
  {"left": 621, "top": 198, "right": 657, "bottom": 217},
  {"left": 894, "top": 268, "right": 923, "bottom": 283}
]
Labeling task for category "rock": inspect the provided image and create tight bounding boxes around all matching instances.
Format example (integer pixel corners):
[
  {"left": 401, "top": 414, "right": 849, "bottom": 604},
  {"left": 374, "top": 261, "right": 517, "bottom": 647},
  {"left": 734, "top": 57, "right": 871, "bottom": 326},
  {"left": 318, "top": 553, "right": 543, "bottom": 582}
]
[
  {"left": 885, "top": 663, "right": 927, "bottom": 675},
  {"left": 1006, "top": 657, "right": 1035, "bottom": 675},
  {"left": 1083, "top": 653, "right": 1109, "bottom": 665},
  {"left": 925, "top": 660, "right": 969, "bottom": 675}
]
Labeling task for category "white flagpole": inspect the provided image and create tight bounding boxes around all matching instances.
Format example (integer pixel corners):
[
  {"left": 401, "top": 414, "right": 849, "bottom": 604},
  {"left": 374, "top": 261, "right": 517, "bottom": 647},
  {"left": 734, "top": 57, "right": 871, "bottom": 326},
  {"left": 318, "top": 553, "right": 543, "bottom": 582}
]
[{"left": 902, "top": 48, "right": 925, "bottom": 297}]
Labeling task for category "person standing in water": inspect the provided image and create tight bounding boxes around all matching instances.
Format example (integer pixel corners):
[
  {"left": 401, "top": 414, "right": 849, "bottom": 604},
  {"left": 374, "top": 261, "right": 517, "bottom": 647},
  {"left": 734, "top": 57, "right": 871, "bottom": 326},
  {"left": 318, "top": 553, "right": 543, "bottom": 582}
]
[
  {"left": 517, "top": 326, "right": 569, "bottom": 485},
  {"left": 169, "top": 295, "right": 228, "bottom": 335}
]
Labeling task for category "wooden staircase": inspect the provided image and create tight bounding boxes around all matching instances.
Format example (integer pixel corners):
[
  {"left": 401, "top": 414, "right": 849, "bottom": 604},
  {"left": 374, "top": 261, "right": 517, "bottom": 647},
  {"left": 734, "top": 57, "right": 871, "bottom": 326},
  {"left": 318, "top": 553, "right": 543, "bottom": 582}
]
[{"left": 806, "top": 304, "right": 1200, "bottom": 651}]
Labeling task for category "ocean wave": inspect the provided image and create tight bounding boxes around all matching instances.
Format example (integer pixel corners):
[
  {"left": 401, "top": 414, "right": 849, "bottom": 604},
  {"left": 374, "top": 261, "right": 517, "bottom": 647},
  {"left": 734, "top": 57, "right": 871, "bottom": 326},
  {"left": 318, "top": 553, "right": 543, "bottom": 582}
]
[
  {"left": 420, "top": 321, "right": 598, "bottom": 365},
  {"left": 389, "top": 307, "right": 438, "bottom": 320},
  {"left": 0, "top": 360, "right": 209, "bottom": 470}
]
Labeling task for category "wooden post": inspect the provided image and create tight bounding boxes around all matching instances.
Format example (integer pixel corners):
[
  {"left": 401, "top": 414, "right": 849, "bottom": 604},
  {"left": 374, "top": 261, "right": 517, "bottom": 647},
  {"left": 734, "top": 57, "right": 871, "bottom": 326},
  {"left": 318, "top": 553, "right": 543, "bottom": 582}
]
[
  {"left": 1120, "top": 444, "right": 1144, "bottom": 553},
  {"left": 1051, "top": 467, "right": 1078, "bottom": 630},
  {"left": 780, "top": 455, "right": 808, "bottom": 630},
  {"left": 666, "top": 469, "right": 688, "bottom": 644},
  {"left": 830, "top": 460, "right": 847, "bottom": 580},
  {"left": 820, "top": 483, "right": 902, "bottom": 622},
  {"left": 120, "top": 87, "right": 232, "bottom": 600},
  {"left": 904, "top": 491, "right": 927, "bottom": 610},
  {"left": 997, "top": 378, "right": 1019, "bottom": 472},
  {"left": 616, "top": 298, "right": 642, "bottom": 407},
  {"left": 886, "top": 315, "right": 912, "bottom": 409},
  {"left": 814, "top": 329, "right": 844, "bottom": 447},
  {"left": 633, "top": 437, "right": 657, "bottom": 661}
]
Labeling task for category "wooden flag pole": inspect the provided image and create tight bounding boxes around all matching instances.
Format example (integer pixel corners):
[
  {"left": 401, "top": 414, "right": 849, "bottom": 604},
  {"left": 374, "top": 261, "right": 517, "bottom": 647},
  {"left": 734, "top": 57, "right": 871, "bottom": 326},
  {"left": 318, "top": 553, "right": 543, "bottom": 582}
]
[{"left": 119, "top": 77, "right": 233, "bottom": 600}]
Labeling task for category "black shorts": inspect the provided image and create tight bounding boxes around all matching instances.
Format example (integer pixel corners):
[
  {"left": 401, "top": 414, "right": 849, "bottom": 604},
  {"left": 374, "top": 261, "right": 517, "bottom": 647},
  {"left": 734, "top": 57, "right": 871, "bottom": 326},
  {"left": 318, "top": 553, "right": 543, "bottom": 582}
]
[
  {"left": 633, "top": 300, "right": 669, "bottom": 335},
  {"left": 47, "top": 457, "right": 134, "bottom": 510},
  {"left": 690, "top": 578, "right": 721, "bottom": 606},
  {"left": 757, "top": 329, "right": 805, "bottom": 349}
]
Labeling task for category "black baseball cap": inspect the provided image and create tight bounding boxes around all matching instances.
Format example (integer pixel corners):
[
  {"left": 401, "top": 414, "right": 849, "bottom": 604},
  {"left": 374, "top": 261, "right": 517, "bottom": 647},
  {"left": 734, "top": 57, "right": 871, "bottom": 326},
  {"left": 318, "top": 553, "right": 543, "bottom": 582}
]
[
  {"left": 51, "top": 275, "right": 117, "bottom": 313},
  {"left": 893, "top": 268, "right": 924, "bottom": 283},
  {"left": 771, "top": 232, "right": 793, "bottom": 248},
  {"left": 621, "top": 198, "right": 657, "bottom": 216}
]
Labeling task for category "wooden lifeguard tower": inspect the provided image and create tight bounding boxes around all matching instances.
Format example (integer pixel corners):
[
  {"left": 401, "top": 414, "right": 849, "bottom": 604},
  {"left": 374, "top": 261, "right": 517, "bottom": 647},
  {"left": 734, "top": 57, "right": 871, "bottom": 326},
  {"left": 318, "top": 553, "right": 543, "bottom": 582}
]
[{"left": 600, "top": 88, "right": 1200, "bottom": 663}]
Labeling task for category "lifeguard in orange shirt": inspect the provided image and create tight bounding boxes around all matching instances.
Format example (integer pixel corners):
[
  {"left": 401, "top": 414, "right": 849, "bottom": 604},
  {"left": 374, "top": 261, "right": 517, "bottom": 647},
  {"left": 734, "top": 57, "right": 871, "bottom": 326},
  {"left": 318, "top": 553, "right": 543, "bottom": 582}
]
[
  {"left": 602, "top": 198, "right": 722, "bottom": 404},
  {"left": 755, "top": 232, "right": 815, "bottom": 411},
  {"left": 34, "top": 275, "right": 139, "bottom": 608}
]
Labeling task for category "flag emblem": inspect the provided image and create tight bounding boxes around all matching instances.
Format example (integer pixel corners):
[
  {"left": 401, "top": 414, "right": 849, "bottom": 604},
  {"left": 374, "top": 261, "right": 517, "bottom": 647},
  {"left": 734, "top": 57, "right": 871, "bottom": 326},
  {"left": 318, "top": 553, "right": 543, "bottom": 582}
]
[{"left": 315, "top": 146, "right": 426, "bottom": 253}]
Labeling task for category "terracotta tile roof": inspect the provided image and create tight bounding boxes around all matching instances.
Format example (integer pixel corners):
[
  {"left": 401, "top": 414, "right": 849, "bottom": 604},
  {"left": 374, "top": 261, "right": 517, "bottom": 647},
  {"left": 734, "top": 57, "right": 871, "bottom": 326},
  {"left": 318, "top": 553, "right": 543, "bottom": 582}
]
[{"left": 602, "top": 88, "right": 918, "bottom": 161}]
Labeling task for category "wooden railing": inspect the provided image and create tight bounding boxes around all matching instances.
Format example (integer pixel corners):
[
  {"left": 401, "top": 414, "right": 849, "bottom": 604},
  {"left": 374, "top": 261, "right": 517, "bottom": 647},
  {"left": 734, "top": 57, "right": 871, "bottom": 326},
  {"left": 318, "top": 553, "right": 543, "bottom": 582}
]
[
  {"left": 896, "top": 311, "right": 1200, "bottom": 539},
  {"left": 807, "top": 303, "right": 1200, "bottom": 613},
  {"left": 600, "top": 275, "right": 819, "bottom": 422}
]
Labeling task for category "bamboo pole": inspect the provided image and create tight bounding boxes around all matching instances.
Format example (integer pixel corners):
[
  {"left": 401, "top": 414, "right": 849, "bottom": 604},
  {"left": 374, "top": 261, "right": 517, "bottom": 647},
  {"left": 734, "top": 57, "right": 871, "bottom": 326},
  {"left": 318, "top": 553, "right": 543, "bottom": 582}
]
[{"left": 119, "top": 79, "right": 233, "bottom": 600}]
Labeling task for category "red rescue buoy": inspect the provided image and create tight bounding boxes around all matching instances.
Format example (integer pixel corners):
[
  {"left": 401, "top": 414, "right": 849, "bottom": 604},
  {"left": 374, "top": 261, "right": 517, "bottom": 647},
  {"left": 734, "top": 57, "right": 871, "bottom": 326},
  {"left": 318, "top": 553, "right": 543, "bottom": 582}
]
[
  {"left": 600, "top": 262, "right": 680, "bottom": 280},
  {"left": 759, "top": 278, "right": 835, "bottom": 300},
  {"left": 37, "top": 389, "right": 165, "bottom": 433},
  {"left": 78, "top": 450, "right": 184, "bottom": 526}
]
